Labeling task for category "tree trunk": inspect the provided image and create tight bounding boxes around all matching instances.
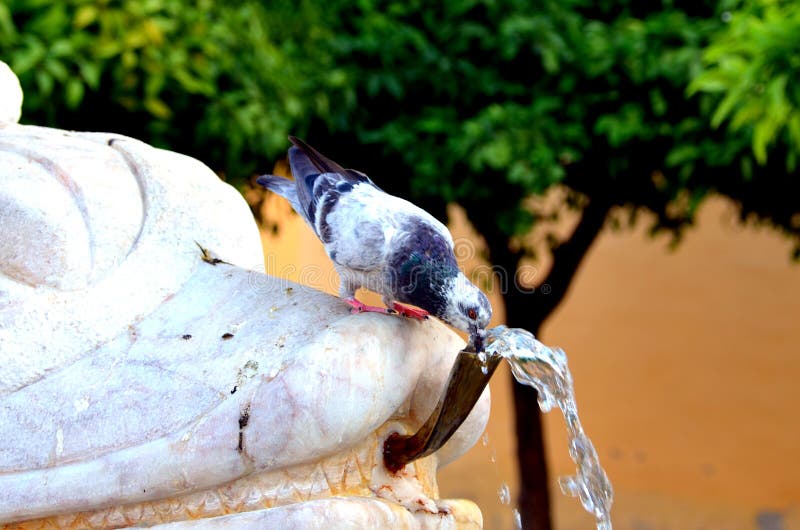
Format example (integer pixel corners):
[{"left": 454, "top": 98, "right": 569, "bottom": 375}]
[
  {"left": 511, "top": 371, "right": 552, "bottom": 530},
  {"left": 506, "top": 295, "right": 551, "bottom": 530}
]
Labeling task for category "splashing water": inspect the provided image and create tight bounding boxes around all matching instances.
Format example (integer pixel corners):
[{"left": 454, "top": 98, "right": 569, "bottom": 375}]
[
  {"left": 498, "top": 482, "right": 511, "bottom": 505},
  {"left": 512, "top": 508, "right": 523, "bottom": 530},
  {"left": 478, "top": 350, "right": 490, "bottom": 374},
  {"left": 485, "top": 326, "right": 614, "bottom": 530}
]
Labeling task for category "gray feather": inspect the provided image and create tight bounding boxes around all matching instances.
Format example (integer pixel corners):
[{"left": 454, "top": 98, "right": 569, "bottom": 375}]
[
  {"left": 285, "top": 138, "right": 378, "bottom": 242},
  {"left": 256, "top": 175, "right": 306, "bottom": 223}
]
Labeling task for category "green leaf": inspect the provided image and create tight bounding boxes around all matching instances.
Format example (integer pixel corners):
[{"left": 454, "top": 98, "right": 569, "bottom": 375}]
[
  {"left": 788, "top": 114, "right": 800, "bottom": 150},
  {"left": 144, "top": 97, "right": 172, "bottom": 119},
  {"left": 729, "top": 100, "right": 764, "bottom": 130},
  {"left": 172, "top": 69, "right": 213, "bottom": 95},
  {"left": 44, "top": 58, "right": 68, "bottom": 81},
  {"left": 0, "top": 3, "right": 16, "bottom": 41},
  {"left": 711, "top": 91, "right": 740, "bottom": 128},
  {"left": 752, "top": 120, "right": 771, "bottom": 164},
  {"left": 34, "top": 69, "right": 54, "bottom": 96},
  {"left": 78, "top": 60, "right": 101, "bottom": 89},
  {"left": 49, "top": 39, "right": 73, "bottom": 58},
  {"left": 73, "top": 5, "right": 98, "bottom": 30},
  {"left": 687, "top": 72, "right": 731, "bottom": 95},
  {"left": 480, "top": 140, "right": 512, "bottom": 169},
  {"left": 12, "top": 41, "right": 47, "bottom": 74},
  {"left": 64, "top": 77, "right": 84, "bottom": 109},
  {"left": 666, "top": 144, "right": 698, "bottom": 167}
]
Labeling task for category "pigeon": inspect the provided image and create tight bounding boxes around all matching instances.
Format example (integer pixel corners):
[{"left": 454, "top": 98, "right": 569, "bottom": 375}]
[{"left": 257, "top": 137, "right": 492, "bottom": 349}]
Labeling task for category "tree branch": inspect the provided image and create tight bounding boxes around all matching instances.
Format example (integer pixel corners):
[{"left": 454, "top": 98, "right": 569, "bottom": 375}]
[{"left": 507, "top": 193, "right": 612, "bottom": 330}]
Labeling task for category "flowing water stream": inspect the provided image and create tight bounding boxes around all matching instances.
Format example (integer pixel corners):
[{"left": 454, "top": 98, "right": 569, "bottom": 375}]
[{"left": 483, "top": 325, "right": 614, "bottom": 530}]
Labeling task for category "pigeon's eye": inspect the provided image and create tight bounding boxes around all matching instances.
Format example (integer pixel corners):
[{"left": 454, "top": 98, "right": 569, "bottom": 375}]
[{"left": 467, "top": 308, "right": 477, "bottom": 320}]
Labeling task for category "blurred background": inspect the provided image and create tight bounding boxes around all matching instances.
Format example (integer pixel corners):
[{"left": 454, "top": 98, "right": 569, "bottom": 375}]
[{"left": 2, "top": 1, "right": 799, "bottom": 528}]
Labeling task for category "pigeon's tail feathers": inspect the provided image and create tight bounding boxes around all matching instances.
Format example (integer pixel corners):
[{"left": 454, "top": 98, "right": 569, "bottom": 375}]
[
  {"left": 256, "top": 174, "right": 296, "bottom": 201},
  {"left": 256, "top": 175, "right": 307, "bottom": 222}
]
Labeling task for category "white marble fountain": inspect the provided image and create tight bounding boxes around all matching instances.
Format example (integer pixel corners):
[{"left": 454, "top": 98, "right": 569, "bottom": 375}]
[{"left": 0, "top": 61, "right": 488, "bottom": 529}]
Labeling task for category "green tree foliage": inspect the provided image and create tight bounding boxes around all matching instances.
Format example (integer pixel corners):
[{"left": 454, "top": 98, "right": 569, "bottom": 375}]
[
  {"left": 322, "top": 0, "right": 799, "bottom": 259},
  {"left": 690, "top": 0, "right": 800, "bottom": 167},
  {"left": 3, "top": 1, "right": 799, "bottom": 528},
  {"left": 0, "top": 0, "right": 350, "bottom": 180}
]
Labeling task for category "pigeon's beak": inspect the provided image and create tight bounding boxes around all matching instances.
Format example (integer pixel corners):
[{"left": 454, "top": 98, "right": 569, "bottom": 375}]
[{"left": 469, "top": 326, "right": 487, "bottom": 353}]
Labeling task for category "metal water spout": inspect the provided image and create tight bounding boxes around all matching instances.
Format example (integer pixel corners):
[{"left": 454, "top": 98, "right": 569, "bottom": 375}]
[{"left": 383, "top": 346, "right": 503, "bottom": 473}]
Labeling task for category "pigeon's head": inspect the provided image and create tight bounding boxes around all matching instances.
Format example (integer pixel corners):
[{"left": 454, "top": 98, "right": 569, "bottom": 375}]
[{"left": 440, "top": 273, "right": 492, "bottom": 351}]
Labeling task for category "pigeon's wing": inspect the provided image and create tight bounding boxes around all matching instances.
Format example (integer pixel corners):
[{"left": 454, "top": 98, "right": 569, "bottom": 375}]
[
  {"left": 325, "top": 209, "right": 388, "bottom": 272},
  {"left": 322, "top": 186, "right": 455, "bottom": 276},
  {"left": 289, "top": 136, "right": 347, "bottom": 175},
  {"left": 288, "top": 136, "right": 377, "bottom": 188},
  {"left": 288, "top": 137, "right": 379, "bottom": 212},
  {"left": 256, "top": 138, "right": 381, "bottom": 232},
  {"left": 395, "top": 201, "right": 454, "bottom": 251},
  {"left": 415, "top": 210, "right": 454, "bottom": 250},
  {"left": 287, "top": 137, "right": 383, "bottom": 240}
]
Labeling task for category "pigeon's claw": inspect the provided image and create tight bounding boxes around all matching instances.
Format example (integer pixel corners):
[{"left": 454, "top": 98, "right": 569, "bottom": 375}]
[
  {"left": 392, "top": 302, "right": 430, "bottom": 320},
  {"left": 345, "top": 297, "right": 396, "bottom": 315}
]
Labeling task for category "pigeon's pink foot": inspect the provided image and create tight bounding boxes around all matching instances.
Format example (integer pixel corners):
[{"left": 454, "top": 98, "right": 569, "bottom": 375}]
[
  {"left": 392, "top": 302, "right": 430, "bottom": 320},
  {"left": 345, "top": 297, "right": 396, "bottom": 315}
]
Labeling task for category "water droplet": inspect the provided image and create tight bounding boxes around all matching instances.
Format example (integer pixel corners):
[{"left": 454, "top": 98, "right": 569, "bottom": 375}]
[
  {"left": 481, "top": 433, "right": 490, "bottom": 446},
  {"left": 478, "top": 350, "right": 490, "bottom": 374},
  {"left": 497, "top": 483, "right": 510, "bottom": 505},
  {"left": 597, "top": 516, "right": 613, "bottom": 530},
  {"left": 513, "top": 508, "right": 522, "bottom": 530}
]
